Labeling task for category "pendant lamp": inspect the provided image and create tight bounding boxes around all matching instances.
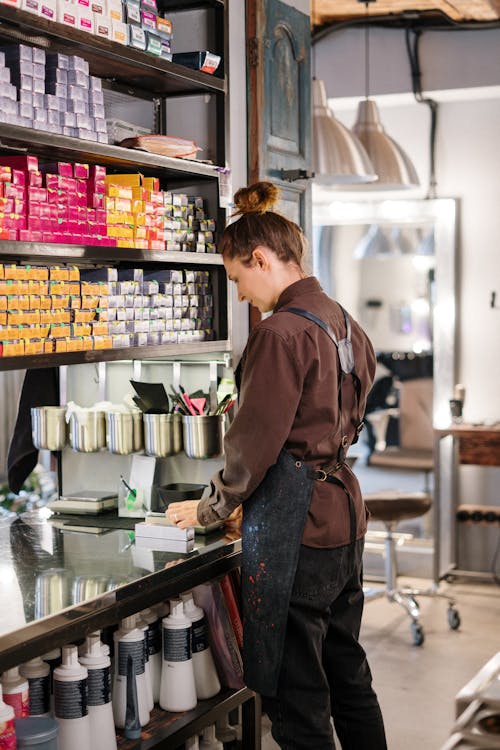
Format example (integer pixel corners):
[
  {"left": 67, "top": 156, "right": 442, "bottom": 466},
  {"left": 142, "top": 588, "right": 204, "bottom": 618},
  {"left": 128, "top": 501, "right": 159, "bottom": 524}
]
[
  {"left": 311, "top": 0, "right": 377, "bottom": 185},
  {"left": 351, "top": 2, "right": 420, "bottom": 190},
  {"left": 312, "top": 79, "right": 377, "bottom": 185}
]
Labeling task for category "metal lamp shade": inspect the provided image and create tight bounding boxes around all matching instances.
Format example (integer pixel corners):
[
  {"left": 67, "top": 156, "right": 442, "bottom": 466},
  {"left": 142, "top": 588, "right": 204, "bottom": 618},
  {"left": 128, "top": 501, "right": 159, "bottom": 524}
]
[
  {"left": 352, "top": 99, "right": 420, "bottom": 190},
  {"left": 312, "top": 79, "right": 377, "bottom": 185}
]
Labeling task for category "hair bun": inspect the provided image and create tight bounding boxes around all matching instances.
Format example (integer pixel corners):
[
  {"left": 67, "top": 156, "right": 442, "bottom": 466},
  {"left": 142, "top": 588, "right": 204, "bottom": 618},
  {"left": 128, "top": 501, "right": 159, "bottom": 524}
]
[{"left": 233, "top": 181, "right": 280, "bottom": 215}]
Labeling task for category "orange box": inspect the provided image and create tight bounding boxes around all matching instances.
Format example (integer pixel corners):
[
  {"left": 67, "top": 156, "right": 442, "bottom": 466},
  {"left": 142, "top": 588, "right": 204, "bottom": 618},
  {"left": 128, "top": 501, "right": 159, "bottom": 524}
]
[
  {"left": 107, "top": 185, "right": 133, "bottom": 199},
  {"left": 51, "top": 295, "right": 70, "bottom": 310},
  {"left": 0, "top": 312, "right": 6, "bottom": 325},
  {"left": 28, "top": 267, "right": 49, "bottom": 281},
  {"left": 81, "top": 336, "right": 93, "bottom": 350},
  {"left": 65, "top": 337, "right": 81, "bottom": 352},
  {"left": 81, "top": 295, "right": 99, "bottom": 309},
  {"left": 69, "top": 295, "right": 82, "bottom": 309},
  {"left": 68, "top": 266, "right": 80, "bottom": 281},
  {"left": 43, "top": 340, "right": 54, "bottom": 354},
  {"left": 7, "top": 296, "right": 30, "bottom": 311},
  {"left": 142, "top": 177, "right": 159, "bottom": 192},
  {"left": 72, "top": 309, "right": 94, "bottom": 323},
  {"left": 71, "top": 323, "right": 91, "bottom": 336},
  {"left": 91, "top": 321, "right": 109, "bottom": 336},
  {"left": 0, "top": 298, "right": 6, "bottom": 311},
  {"left": 49, "top": 266, "right": 70, "bottom": 281},
  {"left": 1, "top": 340, "right": 24, "bottom": 357},
  {"left": 8, "top": 311, "right": 40, "bottom": 326},
  {"left": 54, "top": 339, "right": 68, "bottom": 352},
  {"left": 0, "top": 265, "right": 4, "bottom": 280},
  {"left": 93, "top": 335, "right": 112, "bottom": 350},
  {"left": 105, "top": 173, "right": 142, "bottom": 188},
  {"left": 81, "top": 282, "right": 108, "bottom": 296},
  {"left": 24, "top": 339, "right": 44, "bottom": 355},
  {"left": 38, "top": 296, "right": 51, "bottom": 310},
  {"left": 50, "top": 324, "right": 71, "bottom": 339},
  {"left": 3, "top": 265, "right": 28, "bottom": 281}
]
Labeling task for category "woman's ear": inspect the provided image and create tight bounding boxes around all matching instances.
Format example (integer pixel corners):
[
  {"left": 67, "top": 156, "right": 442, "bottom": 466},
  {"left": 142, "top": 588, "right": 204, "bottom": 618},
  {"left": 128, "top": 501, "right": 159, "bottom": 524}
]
[{"left": 252, "top": 245, "right": 271, "bottom": 270}]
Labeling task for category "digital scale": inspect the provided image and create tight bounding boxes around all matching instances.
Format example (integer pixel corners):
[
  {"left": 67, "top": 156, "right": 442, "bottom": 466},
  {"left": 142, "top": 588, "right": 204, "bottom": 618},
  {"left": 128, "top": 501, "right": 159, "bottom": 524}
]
[{"left": 47, "top": 490, "right": 118, "bottom": 515}]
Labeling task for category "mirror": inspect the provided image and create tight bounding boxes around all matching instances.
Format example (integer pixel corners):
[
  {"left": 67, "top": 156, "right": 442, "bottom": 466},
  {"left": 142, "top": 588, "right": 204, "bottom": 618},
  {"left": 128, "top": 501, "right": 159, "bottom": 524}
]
[{"left": 313, "top": 197, "right": 458, "bottom": 574}]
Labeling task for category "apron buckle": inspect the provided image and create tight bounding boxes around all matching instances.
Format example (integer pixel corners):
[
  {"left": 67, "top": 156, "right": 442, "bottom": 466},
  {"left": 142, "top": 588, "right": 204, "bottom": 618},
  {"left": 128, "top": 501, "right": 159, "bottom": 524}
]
[{"left": 316, "top": 469, "right": 328, "bottom": 481}]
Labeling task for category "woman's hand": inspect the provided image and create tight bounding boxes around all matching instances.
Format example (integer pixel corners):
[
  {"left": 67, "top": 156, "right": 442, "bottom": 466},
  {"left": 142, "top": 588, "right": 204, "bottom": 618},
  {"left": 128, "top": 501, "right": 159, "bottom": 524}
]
[
  {"left": 225, "top": 505, "right": 242, "bottom": 529},
  {"left": 166, "top": 500, "right": 201, "bottom": 529}
]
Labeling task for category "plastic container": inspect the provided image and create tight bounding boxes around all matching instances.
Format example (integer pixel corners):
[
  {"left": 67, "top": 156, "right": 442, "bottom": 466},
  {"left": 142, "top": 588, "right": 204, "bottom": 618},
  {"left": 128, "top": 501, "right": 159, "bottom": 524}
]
[
  {"left": 53, "top": 645, "right": 91, "bottom": 750},
  {"left": 34, "top": 569, "right": 70, "bottom": 619},
  {"left": 139, "top": 608, "right": 162, "bottom": 703},
  {"left": 14, "top": 717, "right": 58, "bottom": 749},
  {"left": 19, "top": 658, "right": 50, "bottom": 717},
  {"left": 181, "top": 592, "right": 221, "bottom": 700},
  {"left": 0, "top": 684, "right": 16, "bottom": 750},
  {"left": 1, "top": 667, "right": 29, "bottom": 718},
  {"left": 72, "top": 575, "right": 110, "bottom": 604},
  {"left": 78, "top": 633, "right": 117, "bottom": 750},
  {"left": 112, "top": 615, "right": 150, "bottom": 729},
  {"left": 181, "top": 415, "right": 226, "bottom": 459},
  {"left": 135, "top": 613, "right": 154, "bottom": 712},
  {"left": 143, "top": 413, "right": 182, "bottom": 457},
  {"left": 31, "top": 406, "right": 67, "bottom": 451},
  {"left": 159, "top": 599, "right": 197, "bottom": 712},
  {"left": 68, "top": 409, "right": 106, "bottom": 452},
  {"left": 199, "top": 724, "right": 223, "bottom": 750}
]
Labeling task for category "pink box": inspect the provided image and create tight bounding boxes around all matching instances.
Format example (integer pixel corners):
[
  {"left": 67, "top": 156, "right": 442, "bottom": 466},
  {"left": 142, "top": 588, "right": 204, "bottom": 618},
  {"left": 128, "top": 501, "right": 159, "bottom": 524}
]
[
  {"left": 76, "top": 192, "right": 87, "bottom": 207},
  {"left": 0, "top": 199, "right": 14, "bottom": 214},
  {"left": 29, "top": 171, "right": 43, "bottom": 187},
  {"left": 12, "top": 170, "right": 26, "bottom": 187},
  {"left": 41, "top": 204, "right": 52, "bottom": 219},
  {"left": 67, "top": 207, "right": 79, "bottom": 222},
  {"left": 40, "top": 217, "right": 53, "bottom": 231},
  {"left": 76, "top": 179, "right": 88, "bottom": 192},
  {"left": 19, "top": 230, "right": 42, "bottom": 242},
  {"left": 28, "top": 187, "right": 48, "bottom": 203},
  {"left": 5, "top": 184, "right": 26, "bottom": 200},
  {"left": 87, "top": 209, "right": 96, "bottom": 222},
  {"left": 14, "top": 200, "right": 26, "bottom": 215},
  {"left": 28, "top": 216, "right": 42, "bottom": 231},
  {"left": 74, "top": 163, "right": 90, "bottom": 179},
  {"left": 0, "top": 155, "right": 38, "bottom": 172},
  {"left": 91, "top": 194, "right": 105, "bottom": 209},
  {"left": 90, "top": 165, "right": 106, "bottom": 180},
  {"left": 42, "top": 232, "right": 58, "bottom": 243}
]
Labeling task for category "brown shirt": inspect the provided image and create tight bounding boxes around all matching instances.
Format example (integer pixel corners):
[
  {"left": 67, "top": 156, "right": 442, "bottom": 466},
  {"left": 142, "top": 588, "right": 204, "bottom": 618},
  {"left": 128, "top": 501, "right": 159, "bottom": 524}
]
[{"left": 197, "top": 276, "right": 376, "bottom": 548}]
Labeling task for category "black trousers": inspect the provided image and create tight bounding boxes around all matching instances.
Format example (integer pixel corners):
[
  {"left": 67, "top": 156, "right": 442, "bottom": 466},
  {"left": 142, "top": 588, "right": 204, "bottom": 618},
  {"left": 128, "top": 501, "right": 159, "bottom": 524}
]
[{"left": 263, "top": 539, "right": 387, "bottom": 750}]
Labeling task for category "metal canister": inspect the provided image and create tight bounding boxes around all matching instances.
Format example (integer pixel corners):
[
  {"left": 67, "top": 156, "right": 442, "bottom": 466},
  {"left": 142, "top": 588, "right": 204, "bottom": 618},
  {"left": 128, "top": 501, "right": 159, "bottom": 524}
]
[
  {"left": 30, "top": 406, "right": 67, "bottom": 451},
  {"left": 68, "top": 410, "right": 106, "bottom": 452},
  {"left": 181, "top": 414, "right": 226, "bottom": 459},
  {"left": 105, "top": 411, "right": 134, "bottom": 455},
  {"left": 143, "top": 413, "right": 183, "bottom": 457}
]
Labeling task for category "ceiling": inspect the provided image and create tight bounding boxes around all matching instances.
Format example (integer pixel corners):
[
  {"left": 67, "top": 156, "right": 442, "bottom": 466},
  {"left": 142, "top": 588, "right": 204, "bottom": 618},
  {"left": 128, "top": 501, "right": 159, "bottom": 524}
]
[{"left": 311, "top": 1, "right": 500, "bottom": 29}]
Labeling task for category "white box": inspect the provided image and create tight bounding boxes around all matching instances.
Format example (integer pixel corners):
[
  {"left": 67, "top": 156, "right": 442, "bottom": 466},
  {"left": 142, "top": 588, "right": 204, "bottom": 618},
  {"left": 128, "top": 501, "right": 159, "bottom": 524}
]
[
  {"left": 39, "top": 0, "right": 56, "bottom": 21},
  {"left": 21, "top": 0, "right": 39, "bottom": 14},
  {"left": 135, "top": 521, "right": 195, "bottom": 541},
  {"left": 134, "top": 536, "right": 195, "bottom": 554},
  {"left": 77, "top": 7, "right": 94, "bottom": 33},
  {"left": 111, "top": 20, "right": 127, "bottom": 44}
]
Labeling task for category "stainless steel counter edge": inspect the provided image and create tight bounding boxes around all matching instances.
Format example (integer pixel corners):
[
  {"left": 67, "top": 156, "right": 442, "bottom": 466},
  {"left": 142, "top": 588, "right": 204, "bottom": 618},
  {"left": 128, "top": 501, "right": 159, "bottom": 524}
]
[{"left": 0, "top": 534, "right": 242, "bottom": 672}]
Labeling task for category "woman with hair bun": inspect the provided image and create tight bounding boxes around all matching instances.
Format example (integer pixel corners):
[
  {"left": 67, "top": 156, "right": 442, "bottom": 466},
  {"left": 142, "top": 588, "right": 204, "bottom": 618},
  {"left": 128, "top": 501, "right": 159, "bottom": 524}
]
[{"left": 167, "top": 182, "right": 387, "bottom": 749}]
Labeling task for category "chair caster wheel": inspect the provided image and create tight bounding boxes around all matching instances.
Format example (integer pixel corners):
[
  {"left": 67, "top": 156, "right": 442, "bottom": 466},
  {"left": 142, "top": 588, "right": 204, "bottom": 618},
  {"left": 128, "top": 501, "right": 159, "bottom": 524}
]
[
  {"left": 448, "top": 607, "right": 461, "bottom": 630},
  {"left": 410, "top": 621, "right": 425, "bottom": 646}
]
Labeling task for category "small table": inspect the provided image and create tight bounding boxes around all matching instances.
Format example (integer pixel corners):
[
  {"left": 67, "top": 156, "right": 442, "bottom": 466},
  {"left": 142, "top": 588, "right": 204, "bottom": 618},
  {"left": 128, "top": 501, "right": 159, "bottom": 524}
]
[{"left": 433, "top": 423, "right": 500, "bottom": 583}]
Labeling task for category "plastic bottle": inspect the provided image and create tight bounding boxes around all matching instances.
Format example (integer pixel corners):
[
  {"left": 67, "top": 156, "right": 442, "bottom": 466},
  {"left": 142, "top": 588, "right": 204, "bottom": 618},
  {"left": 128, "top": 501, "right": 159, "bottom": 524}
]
[
  {"left": 199, "top": 724, "right": 223, "bottom": 750},
  {"left": 181, "top": 592, "right": 221, "bottom": 700},
  {"left": 0, "top": 684, "right": 16, "bottom": 750},
  {"left": 1, "top": 667, "right": 29, "bottom": 719},
  {"left": 14, "top": 716, "right": 58, "bottom": 749},
  {"left": 139, "top": 608, "right": 162, "bottom": 703},
  {"left": 159, "top": 598, "right": 197, "bottom": 712},
  {"left": 112, "top": 615, "right": 150, "bottom": 729},
  {"left": 185, "top": 735, "right": 200, "bottom": 750},
  {"left": 53, "top": 645, "right": 91, "bottom": 750},
  {"left": 78, "top": 633, "right": 117, "bottom": 750},
  {"left": 215, "top": 714, "right": 238, "bottom": 749},
  {"left": 135, "top": 612, "right": 154, "bottom": 711},
  {"left": 19, "top": 658, "right": 50, "bottom": 717},
  {"left": 41, "top": 649, "right": 61, "bottom": 715}
]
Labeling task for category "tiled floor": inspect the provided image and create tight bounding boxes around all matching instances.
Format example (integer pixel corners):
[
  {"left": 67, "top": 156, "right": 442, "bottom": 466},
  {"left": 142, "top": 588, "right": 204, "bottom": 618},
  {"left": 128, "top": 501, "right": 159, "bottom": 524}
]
[{"left": 261, "top": 579, "right": 500, "bottom": 749}]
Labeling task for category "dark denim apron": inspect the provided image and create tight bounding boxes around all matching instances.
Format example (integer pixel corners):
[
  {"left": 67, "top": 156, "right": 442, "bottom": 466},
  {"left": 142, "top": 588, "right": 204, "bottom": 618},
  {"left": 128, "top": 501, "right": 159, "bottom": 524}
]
[
  {"left": 239, "top": 305, "right": 361, "bottom": 697},
  {"left": 241, "top": 448, "right": 314, "bottom": 696}
]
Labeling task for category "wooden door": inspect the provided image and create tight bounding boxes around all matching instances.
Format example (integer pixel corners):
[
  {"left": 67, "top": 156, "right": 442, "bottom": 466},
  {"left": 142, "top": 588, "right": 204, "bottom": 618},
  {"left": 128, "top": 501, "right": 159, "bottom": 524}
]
[{"left": 247, "top": 0, "right": 312, "bottom": 326}]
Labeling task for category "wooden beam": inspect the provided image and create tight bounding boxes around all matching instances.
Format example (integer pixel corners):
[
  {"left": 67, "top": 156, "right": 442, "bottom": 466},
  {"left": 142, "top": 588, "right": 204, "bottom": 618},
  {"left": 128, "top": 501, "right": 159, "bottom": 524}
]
[{"left": 312, "top": 0, "right": 500, "bottom": 25}]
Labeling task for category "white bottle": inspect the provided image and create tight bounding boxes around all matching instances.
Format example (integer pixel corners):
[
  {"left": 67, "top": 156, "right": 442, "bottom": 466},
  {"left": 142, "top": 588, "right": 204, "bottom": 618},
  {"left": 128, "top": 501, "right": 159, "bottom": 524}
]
[
  {"left": 79, "top": 633, "right": 117, "bottom": 750},
  {"left": 159, "top": 598, "right": 197, "bottom": 712},
  {"left": 185, "top": 735, "right": 200, "bottom": 750},
  {"left": 0, "top": 684, "right": 16, "bottom": 750},
  {"left": 54, "top": 645, "right": 92, "bottom": 750},
  {"left": 181, "top": 592, "right": 221, "bottom": 700},
  {"left": 135, "top": 612, "right": 154, "bottom": 711},
  {"left": 112, "top": 615, "right": 150, "bottom": 728},
  {"left": 1, "top": 666, "right": 29, "bottom": 718},
  {"left": 42, "top": 648, "right": 62, "bottom": 715},
  {"left": 20, "top": 657, "right": 51, "bottom": 717},
  {"left": 216, "top": 714, "right": 238, "bottom": 749},
  {"left": 199, "top": 724, "right": 223, "bottom": 750},
  {"left": 139, "top": 608, "right": 162, "bottom": 704}
]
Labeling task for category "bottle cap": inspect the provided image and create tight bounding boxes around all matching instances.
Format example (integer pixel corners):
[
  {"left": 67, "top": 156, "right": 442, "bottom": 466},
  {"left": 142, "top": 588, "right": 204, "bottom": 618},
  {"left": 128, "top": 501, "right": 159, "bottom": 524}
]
[
  {"left": 168, "top": 599, "right": 185, "bottom": 619},
  {"left": 181, "top": 592, "right": 204, "bottom": 620},
  {"left": 2, "top": 667, "right": 21, "bottom": 684},
  {"left": 121, "top": 615, "right": 137, "bottom": 631},
  {"left": 61, "top": 645, "right": 78, "bottom": 667}
]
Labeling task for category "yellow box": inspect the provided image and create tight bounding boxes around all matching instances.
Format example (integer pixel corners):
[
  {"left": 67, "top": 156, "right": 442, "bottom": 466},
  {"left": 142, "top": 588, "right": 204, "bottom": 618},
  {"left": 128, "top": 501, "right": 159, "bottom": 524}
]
[
  {"left": 0, "top": 312, "right": 6, "bottom": 325},
  {"left": 24, "top": 339, "right": 44, "bottom": 355},
  {"left": 54, "top": 339, "right": 68, "bottom": 353},
  {"left": 50, "top": 324, "right": 71, "bottom": 339},
  {"left": 70, "top": 295, "right": 82, "bottom": 310},
  {"left": 2, "top": 340, "right": 24, "bottom": 357},
  {"left": 91, "top": 321, "right": 109, "bottom": 336},
  {"left": 107, "top": 185, "right": 133, "bottom": 200},
  {"left": 29, "top": 266, "right": 49, "bottom": 281},
  {"left": 105, "top": 173, "right": 141, "bottom": 188},
  {"left": 3, "top": 264, "right": 27, "bottom": 281},
  {"left": 51, "top": 295, "right": 70, "bottom": 310},
  {"left": 81, "top": 336, "right": 93, "bottom": 351},
  {"left": 71, "top": 323, "right": 91, "bottom": 337},
  {"left": 73, "top": 309, "right": 96, "bottom": 323},
  {"left": 116, "top": 239, "right": 135, "bottom": 248},
  {"left": 49, "top": 266, "right": 70, "bottom": 281},
  {"left": 81, "top": 295, "right": 99, "bottom": 309}
]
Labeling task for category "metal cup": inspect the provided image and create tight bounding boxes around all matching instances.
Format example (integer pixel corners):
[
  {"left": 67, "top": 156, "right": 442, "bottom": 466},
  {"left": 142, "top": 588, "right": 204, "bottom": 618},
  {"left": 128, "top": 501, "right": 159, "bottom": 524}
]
[
  {"left": 31, "top": 406, "right": 67, "bottom": 451},
  {"left": 72, "top": 574, "right": 110, "bottom": 604},
  {"left": 143, "top": 413, "right": 183, "bottom": 457},
  {"left": 106, "top": 411, "right": 134, "bottom": 455},
  {"left": 68, "top": 410, "right": 106, "bottom": 452},
  {"left": 34, "top": 568, "right": 70, "bottom": 619},
  {"left": 182, "top": 414, "right": 226, "bottom": 459}
]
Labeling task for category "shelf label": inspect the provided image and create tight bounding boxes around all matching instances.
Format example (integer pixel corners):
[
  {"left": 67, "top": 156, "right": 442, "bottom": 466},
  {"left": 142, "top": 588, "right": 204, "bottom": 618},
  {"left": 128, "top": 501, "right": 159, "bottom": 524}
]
[{"left": 217, "top": 167, "right": 233, "bottom": 209}]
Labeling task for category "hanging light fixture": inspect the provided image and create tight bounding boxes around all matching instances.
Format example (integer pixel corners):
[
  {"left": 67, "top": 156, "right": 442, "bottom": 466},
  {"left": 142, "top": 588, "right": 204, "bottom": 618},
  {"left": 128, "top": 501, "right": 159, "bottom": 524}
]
[
  {"left": 351, "top": 0, "right": 420, "bottom": 190},
  {"left": 311, "top": 1, "right": 377, "bottom": 185}
]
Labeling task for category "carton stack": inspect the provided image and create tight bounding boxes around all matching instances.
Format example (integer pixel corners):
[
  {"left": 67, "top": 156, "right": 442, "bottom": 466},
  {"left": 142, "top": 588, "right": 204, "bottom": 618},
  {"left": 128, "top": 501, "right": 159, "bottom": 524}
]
[
  {"left": 0, "top": 43, "right": 108, "bottom": 143},
  {"left": 0, "top": 155, "right": 113, "bottom": 245}
]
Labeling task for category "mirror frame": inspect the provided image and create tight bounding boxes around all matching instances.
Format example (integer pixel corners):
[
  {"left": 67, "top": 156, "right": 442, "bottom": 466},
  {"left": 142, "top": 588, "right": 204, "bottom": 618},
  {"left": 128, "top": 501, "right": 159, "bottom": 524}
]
[{"left": 312, "top": 197, "right": 459, "bottom": 429}]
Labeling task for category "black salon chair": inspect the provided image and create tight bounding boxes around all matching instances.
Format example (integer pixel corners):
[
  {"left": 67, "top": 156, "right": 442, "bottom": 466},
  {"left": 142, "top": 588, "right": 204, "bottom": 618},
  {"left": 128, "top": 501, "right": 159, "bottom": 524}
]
[{"left": 362, "top": 378, "right": 461, "bottom": 645}]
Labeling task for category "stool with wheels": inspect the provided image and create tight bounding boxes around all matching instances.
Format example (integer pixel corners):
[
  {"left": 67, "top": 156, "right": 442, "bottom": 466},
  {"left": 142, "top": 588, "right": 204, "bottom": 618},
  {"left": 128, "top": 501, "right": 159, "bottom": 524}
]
[{"left": 363, "top": 490, "right": 461, "bottom": 646}]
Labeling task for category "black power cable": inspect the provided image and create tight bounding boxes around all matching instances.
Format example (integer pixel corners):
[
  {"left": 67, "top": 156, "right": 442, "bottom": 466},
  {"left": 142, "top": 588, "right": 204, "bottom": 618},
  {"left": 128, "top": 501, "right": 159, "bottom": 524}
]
[{"left": 405, "top": 28, "right": 439, "bottom": 198}]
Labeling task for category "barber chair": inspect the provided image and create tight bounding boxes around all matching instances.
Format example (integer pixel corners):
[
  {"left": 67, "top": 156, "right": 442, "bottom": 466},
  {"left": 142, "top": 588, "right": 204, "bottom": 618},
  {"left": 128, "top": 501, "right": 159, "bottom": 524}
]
[{"left": 362, "top": 378, "right": 461, "bottom": 645}]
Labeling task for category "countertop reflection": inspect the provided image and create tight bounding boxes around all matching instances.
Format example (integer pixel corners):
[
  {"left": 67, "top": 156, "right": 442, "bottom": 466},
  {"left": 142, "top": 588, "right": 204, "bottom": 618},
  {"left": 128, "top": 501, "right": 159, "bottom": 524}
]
[{"left": 0, "top": 512, "right": 241, "bottom": 645}]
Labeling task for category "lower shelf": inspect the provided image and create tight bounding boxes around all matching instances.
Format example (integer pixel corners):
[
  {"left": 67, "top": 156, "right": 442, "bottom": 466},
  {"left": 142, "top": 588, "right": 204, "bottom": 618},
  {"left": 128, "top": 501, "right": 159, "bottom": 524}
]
[{"left": 116, "top": 687, "right": 259, "bottom": 749}]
